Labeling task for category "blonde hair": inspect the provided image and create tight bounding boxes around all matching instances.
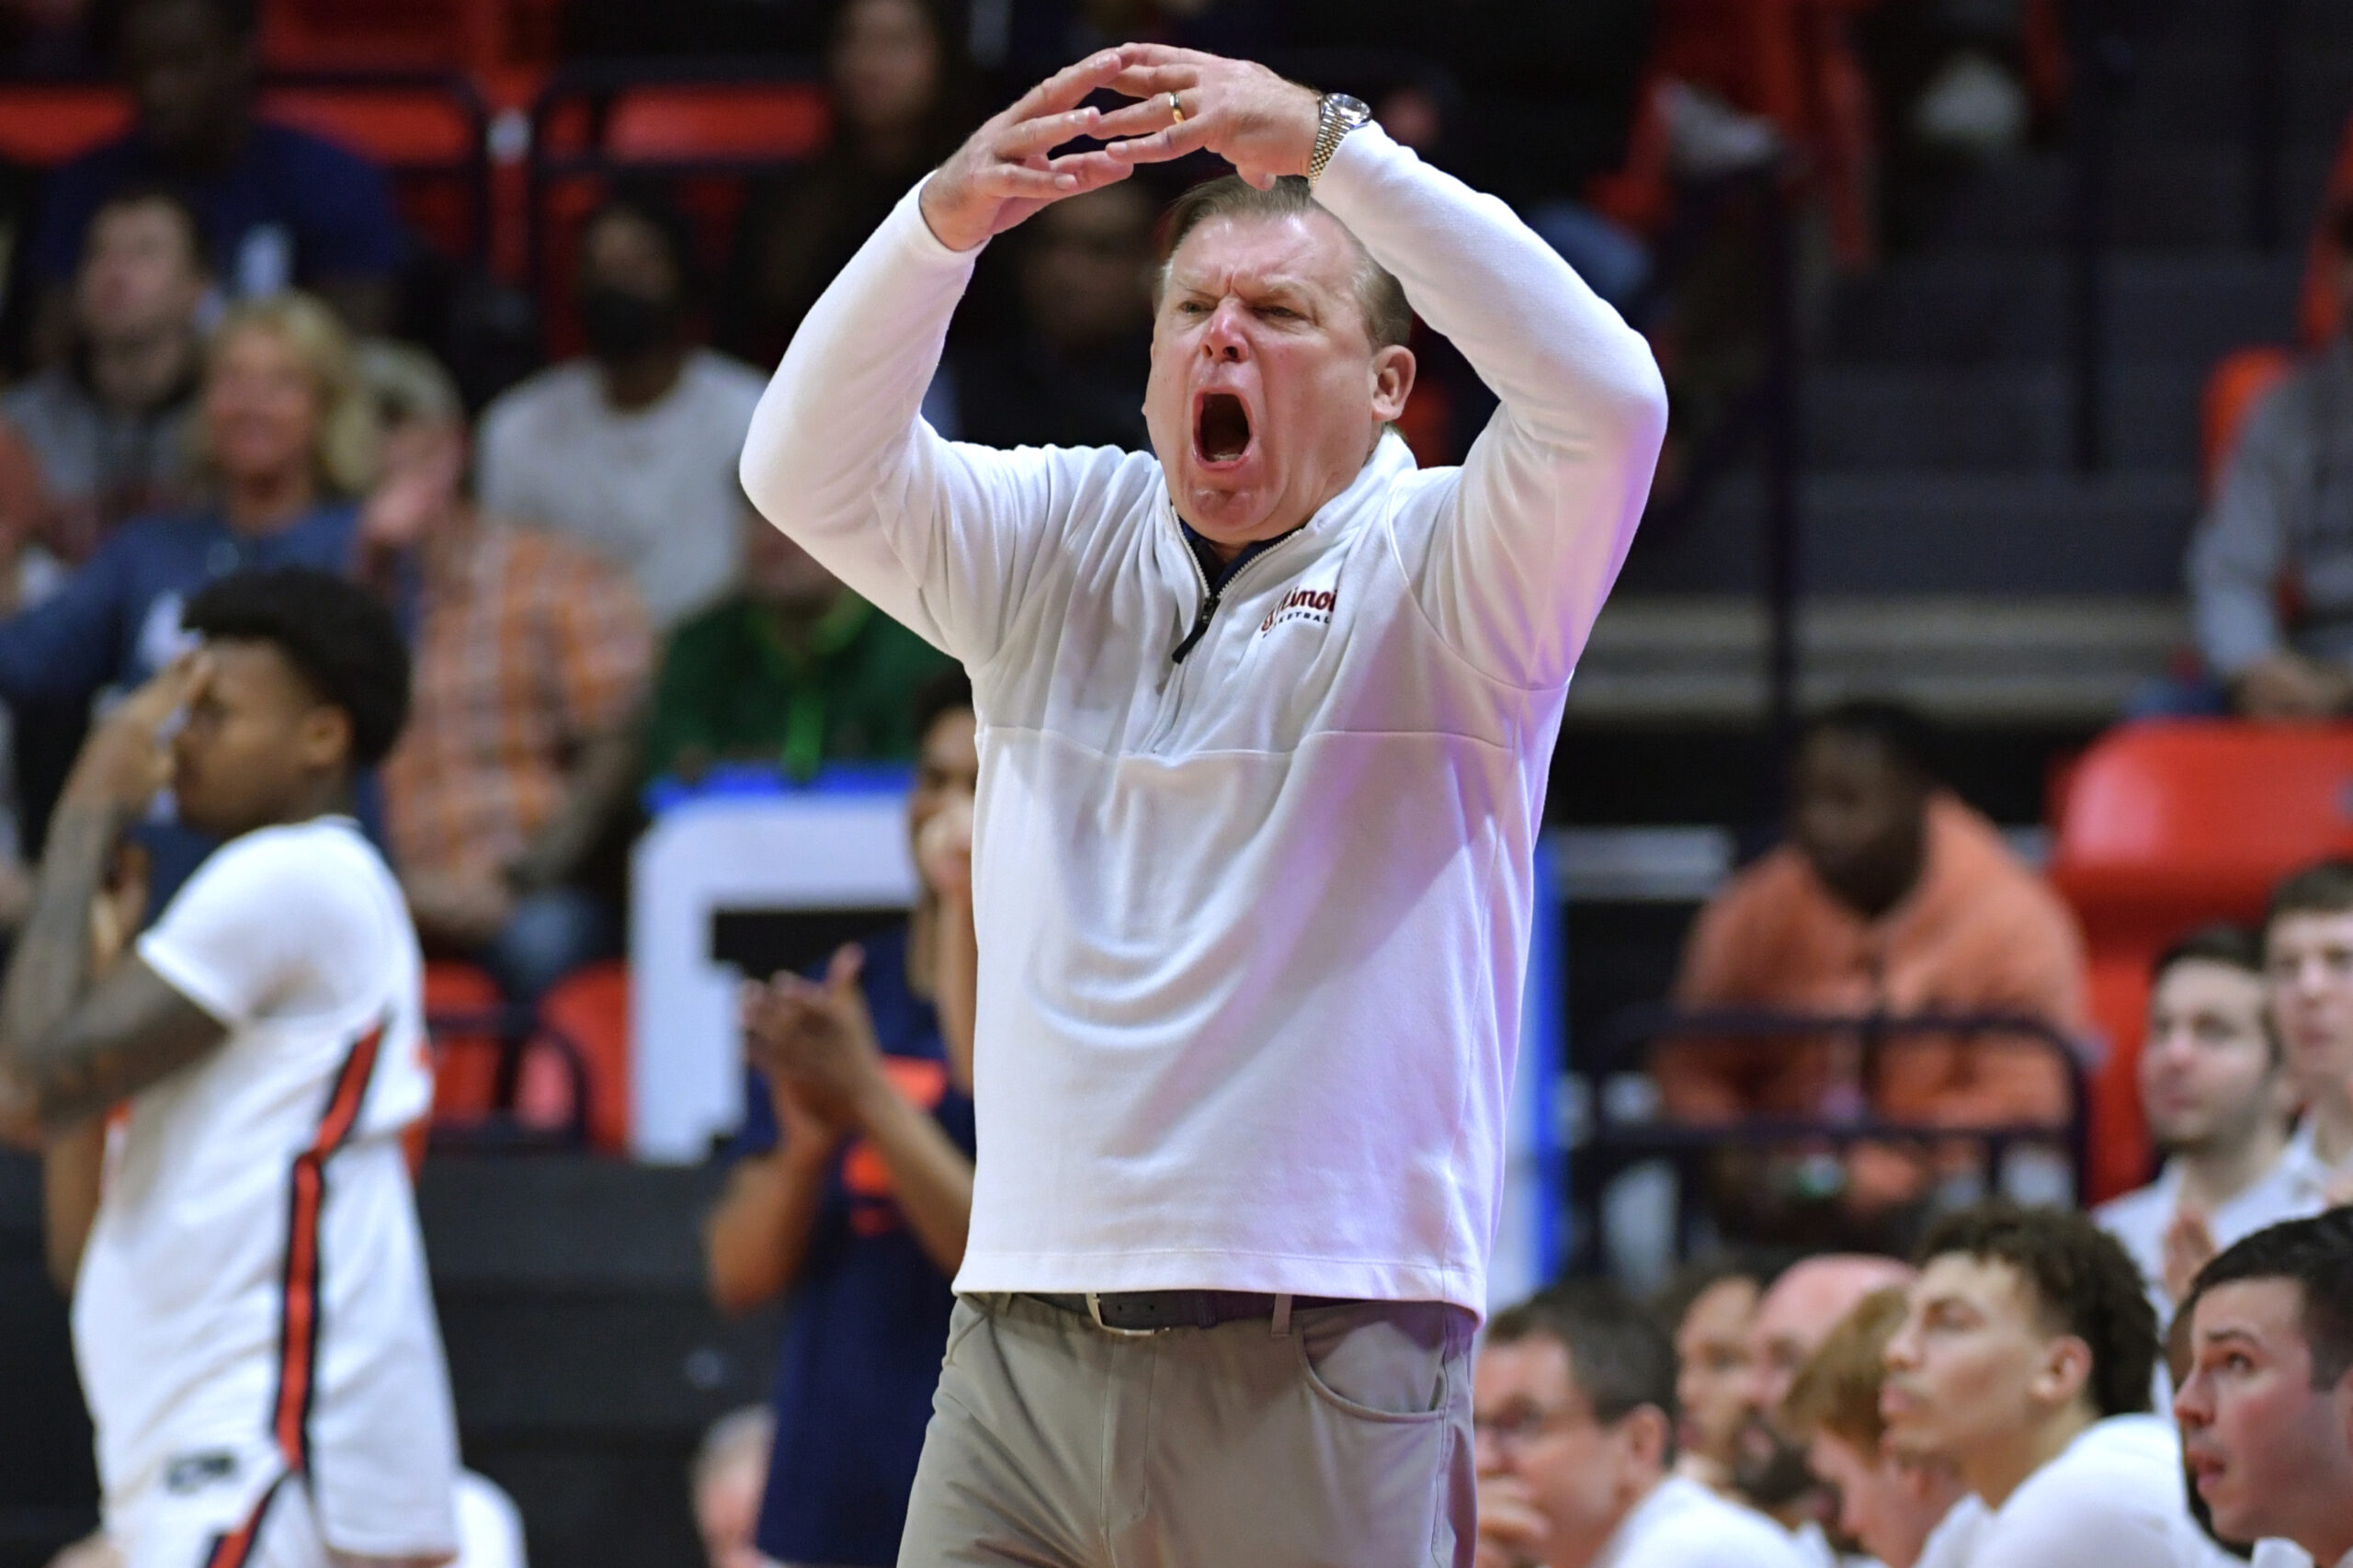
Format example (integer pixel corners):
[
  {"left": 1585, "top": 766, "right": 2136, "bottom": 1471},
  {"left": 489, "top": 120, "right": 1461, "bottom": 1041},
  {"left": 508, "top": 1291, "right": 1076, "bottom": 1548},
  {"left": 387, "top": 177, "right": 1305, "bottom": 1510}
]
[
  {"left": 202, "top": 291, "right": 380, "bottom": 497},
  {"left": 1781, "top": 1287, "right": 1910, "bottom": 1450},
  {"left": 355, "top": 338, "right": 464, "bottom": 431}
]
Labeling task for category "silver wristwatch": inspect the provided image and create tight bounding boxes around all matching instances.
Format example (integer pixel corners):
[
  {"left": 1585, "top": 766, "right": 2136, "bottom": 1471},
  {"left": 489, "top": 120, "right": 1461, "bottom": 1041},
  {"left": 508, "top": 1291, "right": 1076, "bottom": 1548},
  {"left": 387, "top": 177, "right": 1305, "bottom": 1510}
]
[{"left": 1308, "top": 92, "right": 1373, "bottom": 187}]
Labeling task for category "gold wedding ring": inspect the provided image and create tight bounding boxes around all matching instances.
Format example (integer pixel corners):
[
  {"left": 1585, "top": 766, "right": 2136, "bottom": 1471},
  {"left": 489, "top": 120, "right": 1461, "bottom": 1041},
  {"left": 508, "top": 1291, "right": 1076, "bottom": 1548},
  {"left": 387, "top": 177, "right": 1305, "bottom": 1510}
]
[{"left": 1167, "top": 90, "right": 1185, "bottom": 124}]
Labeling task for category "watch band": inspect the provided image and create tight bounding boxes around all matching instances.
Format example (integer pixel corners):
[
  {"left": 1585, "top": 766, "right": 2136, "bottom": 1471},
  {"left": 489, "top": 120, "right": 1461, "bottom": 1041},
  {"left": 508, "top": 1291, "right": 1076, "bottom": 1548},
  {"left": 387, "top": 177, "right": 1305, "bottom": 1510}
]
[{"left": 1308, "top": 93, "right": 1372, "bottom": 187}]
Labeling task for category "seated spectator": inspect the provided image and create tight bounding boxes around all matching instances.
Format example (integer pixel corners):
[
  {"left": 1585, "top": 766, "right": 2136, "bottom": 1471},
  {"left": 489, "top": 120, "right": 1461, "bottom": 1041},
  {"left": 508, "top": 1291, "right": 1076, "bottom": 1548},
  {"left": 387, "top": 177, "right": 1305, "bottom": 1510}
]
[
  {"left": 1781, "top": 1288, "right": 1978, "bottom": 1568},
  {"left": 690, "top": 1406, "right": 775, "bottom": 1568},
  {"left": 1655, "top": 1256, "right": 1768, "bottom": 1495},
  {"left": 722, "top": 0, "right": 974, "bottom": 368},
  {"left": 1654, "top": 701, "right": 2085, "bottom": 1214},
  {"left": 477, "top": 188, "right": 762, "bottom": 628},
  {"left": 1473, "top": 1279, "right": 1812, "bottom": 1568},
  {"left": 2188, "top": 202, "right": 2353, "bottom": 720},
  {"left": 24, "top": 0, "right": 402, "bottom": 350},
  {"left": 948, "top": 180, "right": 1156, "bottom": 451},
  {"left": 2096, "top": 926, "right": 2310, "bottom": 1313},
  {"left": 1882, "top": 1202, "right": 2207, "bottom": 1567},
  {"left": 2176, "top": 1210, "right": 2353, "bottom": 1568},
  {"left": 0, "top": 290, "right": 374, "bottom": 906},
  {"left": 360, "top": 344, "right": 652, "bottom": 1006},
  {"left": 4, "top": 184, "right": 206, "bottom": 565},
  {"left": 642, "top": 502, "right": 954, "bottom": 788},
  {"left": 1734, "top": 1253, "right": 1916, "bottom": 1563},
  {"left": 2267, "top": 863, "right": 2353, "bottom": 1210},
  {"left": 703, "top": 671, "right": 978, "bottom": 1568}
]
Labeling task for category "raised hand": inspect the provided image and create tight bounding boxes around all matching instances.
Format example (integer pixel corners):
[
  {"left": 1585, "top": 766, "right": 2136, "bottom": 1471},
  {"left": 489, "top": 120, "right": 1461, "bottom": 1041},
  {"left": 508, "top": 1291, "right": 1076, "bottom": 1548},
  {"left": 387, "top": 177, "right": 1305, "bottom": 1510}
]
[
  {"left": 1096, "top": 44, "right": 1322, "bottom": 189},
  {"left": 2162, "top": 1204, "right": 2219, "bottom": 1305},
  {"left": 918, "top": 51, "right": 1139, "bottom": 254},
  {"left": 65, "top": 653, "right": 210, "bottom": 816}
]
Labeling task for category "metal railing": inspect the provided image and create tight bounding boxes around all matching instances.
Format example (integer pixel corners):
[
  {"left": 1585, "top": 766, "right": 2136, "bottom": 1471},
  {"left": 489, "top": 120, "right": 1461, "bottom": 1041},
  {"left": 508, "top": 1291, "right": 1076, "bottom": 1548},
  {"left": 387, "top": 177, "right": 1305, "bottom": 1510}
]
[
  {"left": 424, "top": 1004, "right": 594, "bottom": 1152},
  {"left": 1566, "top": 1003, "right": 2094, "bottom": 1273}
]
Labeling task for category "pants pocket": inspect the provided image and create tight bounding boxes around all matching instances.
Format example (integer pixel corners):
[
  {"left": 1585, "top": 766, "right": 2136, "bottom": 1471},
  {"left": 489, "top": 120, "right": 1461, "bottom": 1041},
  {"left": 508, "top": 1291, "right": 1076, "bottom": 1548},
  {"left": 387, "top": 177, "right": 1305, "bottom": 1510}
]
[{"left": 1290, "top": 1301, "right": 1461, "bottom": 1423}]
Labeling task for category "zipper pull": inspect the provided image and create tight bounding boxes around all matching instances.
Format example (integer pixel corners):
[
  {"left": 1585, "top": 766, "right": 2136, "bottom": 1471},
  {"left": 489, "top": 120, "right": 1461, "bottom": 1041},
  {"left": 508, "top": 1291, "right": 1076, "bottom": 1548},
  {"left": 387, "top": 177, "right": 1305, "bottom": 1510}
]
[{"left": 1171, "top": 590, "right": 1220, "bottom": 664}]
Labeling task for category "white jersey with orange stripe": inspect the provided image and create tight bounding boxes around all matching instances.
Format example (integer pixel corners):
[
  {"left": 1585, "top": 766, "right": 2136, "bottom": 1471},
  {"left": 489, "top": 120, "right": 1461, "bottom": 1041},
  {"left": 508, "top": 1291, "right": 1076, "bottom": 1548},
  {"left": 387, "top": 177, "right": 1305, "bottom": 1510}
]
[{"left": 75, "top": 815, "right": 459, "bottom": 1565}]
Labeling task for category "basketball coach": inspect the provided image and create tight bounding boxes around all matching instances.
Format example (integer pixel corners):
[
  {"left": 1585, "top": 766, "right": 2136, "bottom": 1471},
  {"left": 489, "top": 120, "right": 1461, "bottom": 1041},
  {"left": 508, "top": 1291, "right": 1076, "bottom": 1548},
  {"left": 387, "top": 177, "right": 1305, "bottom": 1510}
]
[{"left": 740, "top": 43, "right": 1667, "bottom": 1567}]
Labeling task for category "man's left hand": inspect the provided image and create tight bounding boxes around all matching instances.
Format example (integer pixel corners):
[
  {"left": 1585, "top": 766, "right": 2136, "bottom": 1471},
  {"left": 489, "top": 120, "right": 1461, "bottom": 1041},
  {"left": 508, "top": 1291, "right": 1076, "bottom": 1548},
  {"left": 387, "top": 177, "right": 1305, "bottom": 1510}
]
[
  {"left": 1097, "top": 45, "right": 1322, "bottom": 189},
  {"left": 743, "top": 945, "right": 889, "bottom": 1122}
]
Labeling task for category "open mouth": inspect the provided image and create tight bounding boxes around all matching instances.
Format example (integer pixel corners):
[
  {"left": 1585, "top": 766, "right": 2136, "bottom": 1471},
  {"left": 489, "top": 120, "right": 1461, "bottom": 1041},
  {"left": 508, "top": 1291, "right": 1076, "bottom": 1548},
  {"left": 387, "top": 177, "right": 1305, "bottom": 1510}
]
[{"left": 1194, "top": 392, "right": 1252, "bottom": 465}]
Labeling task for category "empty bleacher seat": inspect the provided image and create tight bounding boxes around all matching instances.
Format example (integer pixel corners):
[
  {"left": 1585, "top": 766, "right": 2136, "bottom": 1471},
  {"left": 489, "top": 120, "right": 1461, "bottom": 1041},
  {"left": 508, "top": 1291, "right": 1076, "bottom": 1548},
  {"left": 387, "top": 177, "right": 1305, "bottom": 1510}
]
[{"left": 2048, "top": 721, "right": 2353, "bottom": 1199}]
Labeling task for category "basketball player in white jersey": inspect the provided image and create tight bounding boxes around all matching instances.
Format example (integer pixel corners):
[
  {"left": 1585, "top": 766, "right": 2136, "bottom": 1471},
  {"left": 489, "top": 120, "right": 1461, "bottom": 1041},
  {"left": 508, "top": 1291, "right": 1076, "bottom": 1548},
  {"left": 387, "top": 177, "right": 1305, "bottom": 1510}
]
[{"left": 0, "top": 565, "right": 460, "bottom": 1568}]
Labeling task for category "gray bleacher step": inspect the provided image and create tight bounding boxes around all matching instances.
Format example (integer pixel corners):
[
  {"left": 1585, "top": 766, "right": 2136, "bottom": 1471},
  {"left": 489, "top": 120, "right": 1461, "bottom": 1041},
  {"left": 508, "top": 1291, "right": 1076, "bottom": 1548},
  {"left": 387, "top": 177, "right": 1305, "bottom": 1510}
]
[
  {"left": 1911, "top": 144, "right": 2336, "bottom": 251},
  {"left": 1621, "top": 470, "right": 2199, "bottom": 597},
  {"left": 1825, "top": 251, "right": 2305, "bottom": 366},
  {"left": 2118, "top": 43, "right": 2353, "bottom": 145},
  {"left": 1802, "top": 362, "right": 2207, "bottom": 472},
  {"left": 1567, "top": 595, "right": 2188, "bottom": 724}
]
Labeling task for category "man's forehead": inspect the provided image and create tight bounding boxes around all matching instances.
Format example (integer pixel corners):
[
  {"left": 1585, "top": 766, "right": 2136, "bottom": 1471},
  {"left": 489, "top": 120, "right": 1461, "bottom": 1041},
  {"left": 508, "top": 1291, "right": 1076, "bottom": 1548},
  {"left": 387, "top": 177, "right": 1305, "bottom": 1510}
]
[
  {"left": 1476, "top": 1334, "right": 1577, "bottom": 1403},
  {"left": 2195, "top": 1278, "right": 2306, "bottom": 1346},
  {"left": 2270, "top": 909, "right": 2353, "bottom": 951},
  {"left": 1165, "top": 210, "right": 1357, "bottom": 294},
  {"left": 1916, "top": 1253, "right": 2032, "bottom": 1316},
  {"left": 2156, "top": 960, "right": 2266, "bottom": 1007}
]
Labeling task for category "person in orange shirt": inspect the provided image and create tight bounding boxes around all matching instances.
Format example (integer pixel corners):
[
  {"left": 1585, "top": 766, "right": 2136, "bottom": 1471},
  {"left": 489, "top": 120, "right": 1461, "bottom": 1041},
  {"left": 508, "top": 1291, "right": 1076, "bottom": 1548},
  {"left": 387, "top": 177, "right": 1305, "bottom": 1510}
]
[{"left": 1654, "top": 701, "right": 2087, "bottom": 1214}]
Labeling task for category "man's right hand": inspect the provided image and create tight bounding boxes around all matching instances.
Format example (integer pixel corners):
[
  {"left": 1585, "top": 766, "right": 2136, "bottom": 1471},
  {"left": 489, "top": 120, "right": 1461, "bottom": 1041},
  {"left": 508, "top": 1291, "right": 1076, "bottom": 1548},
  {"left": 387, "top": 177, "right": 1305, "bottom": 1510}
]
[
  {"left": 918, "top": 51, "right": 1137, "bottom": 254},
  {"left": 1473, "top": 1474, "right": 1551, "bottom": 1568}
]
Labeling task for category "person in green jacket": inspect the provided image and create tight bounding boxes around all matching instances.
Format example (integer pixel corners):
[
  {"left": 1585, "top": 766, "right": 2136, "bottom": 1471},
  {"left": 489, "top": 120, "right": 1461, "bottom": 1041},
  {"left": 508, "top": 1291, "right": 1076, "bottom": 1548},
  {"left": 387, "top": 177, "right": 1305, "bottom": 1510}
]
[{"left": 644, "top": 501, "right": 955, "bottom": 787}]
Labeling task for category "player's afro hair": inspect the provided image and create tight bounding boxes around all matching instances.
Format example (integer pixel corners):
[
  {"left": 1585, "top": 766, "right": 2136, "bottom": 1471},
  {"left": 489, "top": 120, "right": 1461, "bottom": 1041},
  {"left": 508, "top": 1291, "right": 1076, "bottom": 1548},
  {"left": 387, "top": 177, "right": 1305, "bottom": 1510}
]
[{"left": 182, "top": 567, "right": 412, "bottom": 768}]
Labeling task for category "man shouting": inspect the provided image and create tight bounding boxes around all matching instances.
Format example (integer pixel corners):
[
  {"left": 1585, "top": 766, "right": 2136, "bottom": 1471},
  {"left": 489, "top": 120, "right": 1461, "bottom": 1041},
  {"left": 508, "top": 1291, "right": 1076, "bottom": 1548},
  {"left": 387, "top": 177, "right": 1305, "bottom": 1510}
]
[{"left": 740, "top": 43, "right": 1667, "bottom": 1567}]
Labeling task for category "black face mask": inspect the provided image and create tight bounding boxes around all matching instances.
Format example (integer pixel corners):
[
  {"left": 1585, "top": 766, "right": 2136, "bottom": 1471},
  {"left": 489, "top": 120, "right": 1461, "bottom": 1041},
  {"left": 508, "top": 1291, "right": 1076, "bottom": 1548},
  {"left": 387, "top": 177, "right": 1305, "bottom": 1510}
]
[{"left": 578, "top": 285, "right": 676, "bottom": 363}]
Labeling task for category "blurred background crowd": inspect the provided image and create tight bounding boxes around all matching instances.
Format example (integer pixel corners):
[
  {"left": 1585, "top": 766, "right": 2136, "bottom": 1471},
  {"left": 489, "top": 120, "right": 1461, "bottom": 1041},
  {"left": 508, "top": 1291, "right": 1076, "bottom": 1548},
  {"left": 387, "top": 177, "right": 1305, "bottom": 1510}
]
[{"left": 5, "top": 0, "right": 2353, "bottom": 1564}]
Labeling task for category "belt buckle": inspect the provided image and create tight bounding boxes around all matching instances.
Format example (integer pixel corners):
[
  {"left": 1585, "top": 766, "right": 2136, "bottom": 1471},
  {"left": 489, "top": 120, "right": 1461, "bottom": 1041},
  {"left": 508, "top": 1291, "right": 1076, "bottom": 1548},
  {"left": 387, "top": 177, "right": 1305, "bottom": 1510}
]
[{"left": 1086, "top": 1290, "right": 1166, "bottom": 1337}]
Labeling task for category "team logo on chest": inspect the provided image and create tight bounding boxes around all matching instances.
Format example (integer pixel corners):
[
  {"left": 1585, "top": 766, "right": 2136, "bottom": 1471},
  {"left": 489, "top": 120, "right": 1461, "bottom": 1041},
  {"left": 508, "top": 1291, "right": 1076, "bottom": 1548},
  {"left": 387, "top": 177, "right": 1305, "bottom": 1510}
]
[{"left": 1258, "top": 583, "right": 1340, "bottom": 636}]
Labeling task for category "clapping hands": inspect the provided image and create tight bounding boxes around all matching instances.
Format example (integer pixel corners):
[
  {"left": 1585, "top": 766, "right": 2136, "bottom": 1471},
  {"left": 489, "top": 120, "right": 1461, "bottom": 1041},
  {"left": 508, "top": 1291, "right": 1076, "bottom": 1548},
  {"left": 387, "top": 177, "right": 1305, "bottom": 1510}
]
[{"left": 742, "top": 945, "right": 886, "bottom": 1151}]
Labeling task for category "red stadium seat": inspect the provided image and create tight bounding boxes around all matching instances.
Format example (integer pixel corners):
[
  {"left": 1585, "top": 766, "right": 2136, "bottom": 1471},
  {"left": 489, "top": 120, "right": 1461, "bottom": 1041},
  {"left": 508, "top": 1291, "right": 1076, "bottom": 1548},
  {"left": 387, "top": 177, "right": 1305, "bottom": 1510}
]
[
  {"left": 517, "top": 961, "right": 631, "bottom": 1153},
  {"left": 423, "top": 959, "right": 506, "bottom": 1127},
  {"left": 0, "top": 81, "right": 129, "bottom": 165},
  {"left": 259, "top": 0, "right": 560, "bottom": 74},
  {"left": 603, "top": 84, "right": 831, "bottom": 165},
  {"left": 2048, "top": 721, "right": 2353, "bottom": 1199}
]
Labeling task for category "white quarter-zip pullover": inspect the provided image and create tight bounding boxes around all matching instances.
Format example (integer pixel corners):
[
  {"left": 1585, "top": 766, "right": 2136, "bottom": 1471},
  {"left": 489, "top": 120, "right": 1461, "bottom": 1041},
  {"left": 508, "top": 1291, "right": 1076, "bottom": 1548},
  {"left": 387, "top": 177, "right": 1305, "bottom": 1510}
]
[{"left": 740, "top": 123, "right": 1666, "bottom": 1315}]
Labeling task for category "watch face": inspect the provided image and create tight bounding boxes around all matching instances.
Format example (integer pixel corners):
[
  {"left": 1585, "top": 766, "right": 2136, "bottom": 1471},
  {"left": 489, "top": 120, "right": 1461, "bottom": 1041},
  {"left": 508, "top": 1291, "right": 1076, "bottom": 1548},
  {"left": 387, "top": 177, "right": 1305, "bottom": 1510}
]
[{"left": 1328, "top": 93, "right": 1372, "bottom": 122}]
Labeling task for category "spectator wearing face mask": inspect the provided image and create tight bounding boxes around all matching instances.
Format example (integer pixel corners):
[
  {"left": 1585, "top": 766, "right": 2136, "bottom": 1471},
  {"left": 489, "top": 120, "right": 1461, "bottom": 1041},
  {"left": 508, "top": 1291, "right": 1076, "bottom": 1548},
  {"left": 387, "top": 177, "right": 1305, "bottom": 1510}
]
[{"left": 476, "top": 187, "right": 764, "bottom": 628}]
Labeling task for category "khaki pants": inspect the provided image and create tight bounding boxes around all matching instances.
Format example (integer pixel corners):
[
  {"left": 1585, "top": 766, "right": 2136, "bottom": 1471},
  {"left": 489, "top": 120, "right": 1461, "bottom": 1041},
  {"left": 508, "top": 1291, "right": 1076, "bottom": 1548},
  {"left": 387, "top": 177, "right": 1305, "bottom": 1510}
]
[{"left": 897, "top": 1293, "right": 1477, "bottom": 1568}]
